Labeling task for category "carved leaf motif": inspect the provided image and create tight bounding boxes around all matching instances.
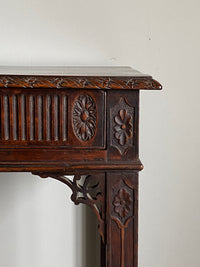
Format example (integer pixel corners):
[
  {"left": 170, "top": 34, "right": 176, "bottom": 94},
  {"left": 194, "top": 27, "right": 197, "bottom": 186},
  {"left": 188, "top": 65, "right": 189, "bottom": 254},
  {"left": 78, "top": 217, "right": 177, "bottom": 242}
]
[
  {"left": 113, "top": 188, "right": 132, "bottom": 218},
  {"left": 24, "top": 78, "right": 37, "bottom": 88},
  {"left": 72, "top": 95, "right": 97, "bottom": 141},
  {"left": 110, "top": 98, "right": 134, "bottom": 155},
  {"left": 111, "top": 178, "right": 134, "bottom": 227},
  {"left": 114, "top": 109, "right": 132, "bottom": 146},
  {"left": 0, "top": 75, "right": 162, "bottom": 89}
]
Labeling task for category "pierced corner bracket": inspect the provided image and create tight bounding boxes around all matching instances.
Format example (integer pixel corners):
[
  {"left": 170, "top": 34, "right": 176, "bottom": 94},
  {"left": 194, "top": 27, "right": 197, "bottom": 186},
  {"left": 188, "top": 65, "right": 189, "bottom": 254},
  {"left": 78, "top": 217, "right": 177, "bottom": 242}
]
[{"left": 32, "top": 172, "right": 106, "bottom": 243}]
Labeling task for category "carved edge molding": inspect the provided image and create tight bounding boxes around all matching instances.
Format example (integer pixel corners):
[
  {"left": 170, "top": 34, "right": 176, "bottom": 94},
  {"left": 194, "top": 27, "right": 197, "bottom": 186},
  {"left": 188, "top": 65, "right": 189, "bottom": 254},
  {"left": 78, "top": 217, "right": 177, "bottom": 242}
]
[
  {"left": 0, "top": 76, "right": 162, "bottom": 90},
  {"left": 110, "top": 97, "right": 134, "bottom": 155},
  {"left": 32, "top": 172, "right": 106, "bottom": 242}
]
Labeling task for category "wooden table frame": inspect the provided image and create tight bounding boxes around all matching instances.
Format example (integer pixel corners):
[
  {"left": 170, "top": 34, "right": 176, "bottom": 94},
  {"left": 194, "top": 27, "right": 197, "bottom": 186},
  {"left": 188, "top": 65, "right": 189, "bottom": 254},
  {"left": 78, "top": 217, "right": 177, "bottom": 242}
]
[{"left": 0, "top": 66, "right": 162, "bottom": 267}]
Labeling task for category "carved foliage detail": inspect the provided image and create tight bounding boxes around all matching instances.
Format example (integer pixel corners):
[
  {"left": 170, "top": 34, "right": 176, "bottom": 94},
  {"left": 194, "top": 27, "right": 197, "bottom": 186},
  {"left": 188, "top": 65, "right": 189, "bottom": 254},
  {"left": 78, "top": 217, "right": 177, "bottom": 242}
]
[
  {"left": 111, "top": 98, "right": 134, "bottom": 155},
  {"left": 112, "top": 178, "right": 134, "bottom": 227},
  {"left": 72, "top": 95, "right": 97, "bottom": 141},
  {"left": 0, "top": 75, "right": 162, "bottom": 90},
  {"left": 114, "top": 109, "right": 132, "bottom": 146},
  {"left": 113, "top": 188, "right": 132, "bottom": 218}
]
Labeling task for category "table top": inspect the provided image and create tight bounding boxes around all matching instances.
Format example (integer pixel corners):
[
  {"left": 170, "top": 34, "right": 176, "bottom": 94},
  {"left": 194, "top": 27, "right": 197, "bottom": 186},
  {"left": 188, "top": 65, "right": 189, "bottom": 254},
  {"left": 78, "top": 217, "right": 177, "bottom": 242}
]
[
  {"left": 0, "top": 66, "right": 162, "bottom": 90},
  {"left": 0, "top": 66, "right": 149, "bottom": 77}
]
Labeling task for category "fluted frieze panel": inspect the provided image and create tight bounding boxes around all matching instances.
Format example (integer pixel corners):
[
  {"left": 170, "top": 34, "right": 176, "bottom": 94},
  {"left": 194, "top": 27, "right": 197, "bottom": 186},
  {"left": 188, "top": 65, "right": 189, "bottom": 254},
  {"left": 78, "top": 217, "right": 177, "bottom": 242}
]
[{"left": 0, "top": 93, "right": 68, "bottom": 144}]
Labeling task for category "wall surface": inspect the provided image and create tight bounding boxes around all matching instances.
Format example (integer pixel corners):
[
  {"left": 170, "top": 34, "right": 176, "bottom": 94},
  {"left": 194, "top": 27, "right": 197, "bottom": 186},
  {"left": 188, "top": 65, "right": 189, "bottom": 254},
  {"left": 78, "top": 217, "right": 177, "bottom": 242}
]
[{"left": 0, "top": 0, "right": 200, "bottom": 266}]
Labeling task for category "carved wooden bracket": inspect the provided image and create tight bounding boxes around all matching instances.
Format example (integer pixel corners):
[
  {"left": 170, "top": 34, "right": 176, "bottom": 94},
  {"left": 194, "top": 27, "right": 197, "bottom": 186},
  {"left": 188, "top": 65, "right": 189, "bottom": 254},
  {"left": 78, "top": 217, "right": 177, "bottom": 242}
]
[{"left": 32, "top": 172, "right": 106, "bottom": 242}]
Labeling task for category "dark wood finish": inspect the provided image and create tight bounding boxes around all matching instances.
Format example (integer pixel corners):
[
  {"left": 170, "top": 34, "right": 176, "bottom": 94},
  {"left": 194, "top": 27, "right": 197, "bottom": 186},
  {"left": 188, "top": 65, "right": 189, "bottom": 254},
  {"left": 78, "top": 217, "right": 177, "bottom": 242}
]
[
  {"left": 0, "top": 66, "right": 161, "bottom": 90},
  {"left": 0, "top": 66, "right": 162, "bottom": 267},
  {"left": 106, "top": 172, "right": 138, "bottom": 267}
]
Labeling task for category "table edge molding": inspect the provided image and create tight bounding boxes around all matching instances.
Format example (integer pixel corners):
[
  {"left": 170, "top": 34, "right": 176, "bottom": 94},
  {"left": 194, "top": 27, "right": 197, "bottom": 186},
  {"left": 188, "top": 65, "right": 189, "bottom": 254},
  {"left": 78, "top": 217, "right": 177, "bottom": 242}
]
[{"left": 0, "top": 75, "right": 162, "bottom": 90}]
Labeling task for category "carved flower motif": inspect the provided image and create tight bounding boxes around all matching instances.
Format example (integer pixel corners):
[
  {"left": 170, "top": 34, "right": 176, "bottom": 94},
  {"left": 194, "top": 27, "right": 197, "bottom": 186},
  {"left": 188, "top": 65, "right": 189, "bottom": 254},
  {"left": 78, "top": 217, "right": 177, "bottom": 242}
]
[
  {"left": 114, "top": 109, "right": 132, "bottom": 145},
  {"left": 113, "top": 188, "right": 132, "bottom": 218},
  {"left": 73, "top": 95, "right": 96, "bottom": 141}
]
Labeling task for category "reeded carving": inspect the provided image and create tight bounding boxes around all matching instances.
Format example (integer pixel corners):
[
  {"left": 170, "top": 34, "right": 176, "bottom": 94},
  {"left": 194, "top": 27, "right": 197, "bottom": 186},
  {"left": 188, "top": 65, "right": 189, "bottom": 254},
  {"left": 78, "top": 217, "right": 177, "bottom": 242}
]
[
  {"left": 33, "top": 172, "right": 105, "bottom": 242},
  {"left": 111, "top": 98, "right": 134, "bottom": 155},
  {"left": 0, "top": 93, "right": 68, "bottom": 142},
  {"left": 0, "top": 75, "right": 162, "bottom": 90},
  {"left": 72, "top": 95, "right": 96, "bottom": 141}
]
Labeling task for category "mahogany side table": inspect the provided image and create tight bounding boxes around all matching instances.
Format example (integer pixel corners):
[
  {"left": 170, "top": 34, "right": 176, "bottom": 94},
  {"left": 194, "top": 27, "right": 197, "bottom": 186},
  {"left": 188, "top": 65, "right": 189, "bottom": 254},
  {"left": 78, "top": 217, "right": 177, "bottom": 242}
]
[{"left": 0, "top": 66, "right": 162, "bottom": 267}]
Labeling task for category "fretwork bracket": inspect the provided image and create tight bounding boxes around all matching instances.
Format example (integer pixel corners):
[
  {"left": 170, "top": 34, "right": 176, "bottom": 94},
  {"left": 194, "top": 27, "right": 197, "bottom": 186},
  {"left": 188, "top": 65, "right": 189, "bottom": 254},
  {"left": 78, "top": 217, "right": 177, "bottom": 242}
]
[{"left": 32, "top": 172, "right": 106, "bottom": 242}]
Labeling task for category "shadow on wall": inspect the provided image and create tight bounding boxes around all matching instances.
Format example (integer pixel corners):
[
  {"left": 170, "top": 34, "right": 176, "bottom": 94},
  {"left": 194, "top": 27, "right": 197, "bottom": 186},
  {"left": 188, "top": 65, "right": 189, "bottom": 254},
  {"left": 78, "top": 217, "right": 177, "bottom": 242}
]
[
  {"left": 0, "top": 173, "right": 100, "bottom": 267},
  {"left": 76, "top": 206, "right": 100, "bottom": 267}
]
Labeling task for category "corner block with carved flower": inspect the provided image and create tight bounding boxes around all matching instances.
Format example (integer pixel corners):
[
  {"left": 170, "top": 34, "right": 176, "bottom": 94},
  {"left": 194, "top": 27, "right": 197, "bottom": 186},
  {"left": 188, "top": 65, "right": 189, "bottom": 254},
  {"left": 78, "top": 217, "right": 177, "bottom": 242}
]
[{"left": 110, "top": 97, "right": 134, "bottom": 155}]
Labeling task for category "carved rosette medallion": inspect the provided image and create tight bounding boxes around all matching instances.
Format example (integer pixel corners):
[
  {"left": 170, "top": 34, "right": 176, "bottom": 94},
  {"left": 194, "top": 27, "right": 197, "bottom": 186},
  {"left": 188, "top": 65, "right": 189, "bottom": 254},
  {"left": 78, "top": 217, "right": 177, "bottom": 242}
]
[
  {"left": 72, "top": 95, "right": 97, "bottom": 141},
  {"left": 110, "top": 97, "right": 134, "bottom": 155}
]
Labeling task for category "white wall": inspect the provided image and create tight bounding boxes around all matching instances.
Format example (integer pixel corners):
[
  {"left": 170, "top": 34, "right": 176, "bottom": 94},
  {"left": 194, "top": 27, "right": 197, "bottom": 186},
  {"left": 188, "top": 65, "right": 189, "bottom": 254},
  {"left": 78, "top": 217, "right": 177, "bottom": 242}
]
[{"left": 0, "top": 0, "right": 200, "bottom": 266}]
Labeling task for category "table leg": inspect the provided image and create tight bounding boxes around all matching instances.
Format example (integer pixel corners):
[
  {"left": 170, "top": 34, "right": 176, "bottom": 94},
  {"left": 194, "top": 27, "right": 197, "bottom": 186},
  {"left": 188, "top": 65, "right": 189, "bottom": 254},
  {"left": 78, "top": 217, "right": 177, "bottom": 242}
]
[{"left": 105, "top": 171, "right": 138, "bottom": 267}]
